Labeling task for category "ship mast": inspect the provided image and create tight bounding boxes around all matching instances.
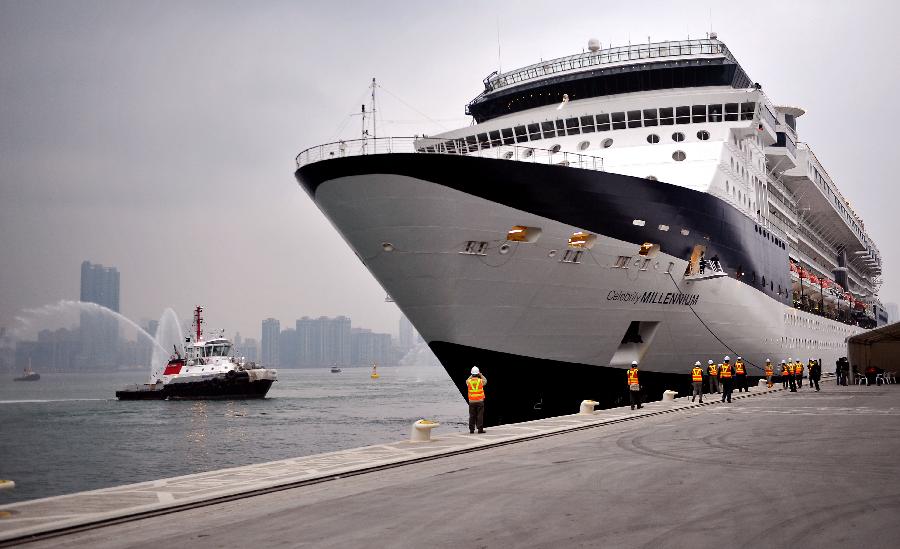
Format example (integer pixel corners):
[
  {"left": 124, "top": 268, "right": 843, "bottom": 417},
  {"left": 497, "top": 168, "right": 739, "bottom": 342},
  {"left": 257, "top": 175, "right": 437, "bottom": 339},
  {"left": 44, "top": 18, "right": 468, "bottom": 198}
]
[{"left": 194, "top": 306, "right": 203, "bottom": 342}]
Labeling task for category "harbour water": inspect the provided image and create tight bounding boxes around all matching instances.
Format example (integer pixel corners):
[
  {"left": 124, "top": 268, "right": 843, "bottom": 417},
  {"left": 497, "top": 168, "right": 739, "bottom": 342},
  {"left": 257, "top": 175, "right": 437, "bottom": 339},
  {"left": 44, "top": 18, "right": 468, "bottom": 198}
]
[{"left": 0, "top": 366, "right": 466, "bottom": 504}]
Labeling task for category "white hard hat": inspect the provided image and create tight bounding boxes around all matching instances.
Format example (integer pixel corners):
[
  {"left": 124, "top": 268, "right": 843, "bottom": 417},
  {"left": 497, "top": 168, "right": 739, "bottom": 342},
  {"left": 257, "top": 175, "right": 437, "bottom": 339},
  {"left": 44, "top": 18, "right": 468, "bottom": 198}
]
[
  {"left": 471, "top": 366, "right": 480, "bottom": 375},
  {"left": 724, "top": 355, "right": 730, "bottom": 361},
  {"left": 766, "top": 358, "right": 771, "bottom": 362},
  {"left": 631, "top": 360, "right": 638, "bottom": 366},
  {"left": 708, "top": 360, "right": 714, "bottom": 364},
  {"left": 781, "top": 360, "right": 786, "bottom": 364},
  {"left": 695, "top": 361, "right": 701, "bottom": 366},
  {"left": 737, "top": 356, "right": 742, "bottom": 360}
]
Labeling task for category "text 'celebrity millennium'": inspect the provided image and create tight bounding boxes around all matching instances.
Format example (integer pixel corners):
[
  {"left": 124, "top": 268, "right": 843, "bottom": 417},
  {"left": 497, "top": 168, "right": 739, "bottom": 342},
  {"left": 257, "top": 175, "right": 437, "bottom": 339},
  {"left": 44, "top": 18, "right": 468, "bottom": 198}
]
[{"left": 294, "top": 35, "right": 885, "bottom": 425}]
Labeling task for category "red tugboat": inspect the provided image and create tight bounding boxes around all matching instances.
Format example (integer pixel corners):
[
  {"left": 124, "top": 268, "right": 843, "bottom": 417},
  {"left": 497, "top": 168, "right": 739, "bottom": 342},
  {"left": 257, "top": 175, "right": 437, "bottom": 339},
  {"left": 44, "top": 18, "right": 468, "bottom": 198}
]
[{"left": 116, "top": 306, "right": 277, "bottom": 400}]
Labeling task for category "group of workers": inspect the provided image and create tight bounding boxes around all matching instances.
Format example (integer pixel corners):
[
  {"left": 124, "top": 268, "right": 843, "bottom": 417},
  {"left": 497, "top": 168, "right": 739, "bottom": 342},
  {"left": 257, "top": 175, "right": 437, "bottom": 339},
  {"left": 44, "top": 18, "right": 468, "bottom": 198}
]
[{"left": 625, "top": 354, "right": 826, "bottom": 411}]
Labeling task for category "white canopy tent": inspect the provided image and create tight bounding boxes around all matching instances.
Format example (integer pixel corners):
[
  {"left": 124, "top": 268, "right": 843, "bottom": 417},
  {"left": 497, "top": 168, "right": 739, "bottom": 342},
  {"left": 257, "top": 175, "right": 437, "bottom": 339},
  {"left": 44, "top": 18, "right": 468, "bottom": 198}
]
[{"left": 847, "top": 322, "right": 900, "bottom": 378}]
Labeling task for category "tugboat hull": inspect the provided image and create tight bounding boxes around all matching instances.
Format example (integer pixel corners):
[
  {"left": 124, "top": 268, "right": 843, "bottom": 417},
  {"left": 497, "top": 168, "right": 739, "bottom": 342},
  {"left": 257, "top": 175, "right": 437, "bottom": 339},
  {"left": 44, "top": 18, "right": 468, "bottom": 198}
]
[{"left": 116, "top": 371, "right": 275, "bottom": 400}]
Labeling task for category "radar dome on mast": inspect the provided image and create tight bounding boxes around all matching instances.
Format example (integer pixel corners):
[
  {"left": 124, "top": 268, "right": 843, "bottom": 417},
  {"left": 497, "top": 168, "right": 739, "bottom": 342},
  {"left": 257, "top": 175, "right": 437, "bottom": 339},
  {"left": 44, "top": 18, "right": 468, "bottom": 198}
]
[{"left": 588, "top": 38, "right": 600, "bottom": 52}]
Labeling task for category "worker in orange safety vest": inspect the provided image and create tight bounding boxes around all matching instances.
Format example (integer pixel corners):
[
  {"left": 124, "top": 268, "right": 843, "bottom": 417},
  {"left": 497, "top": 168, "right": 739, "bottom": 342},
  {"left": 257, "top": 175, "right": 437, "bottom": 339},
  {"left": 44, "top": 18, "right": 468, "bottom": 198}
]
[
  {"left": 466, "top": 366, "right": 487, "bottom": 434},
  {"left": 720, "top": 356, "right": 734, "bottom": 403},
  {"left": 764, "top": 359, "right": 774, "bottom": 388},
  {"left": 691, "top": 361, "right": 704, "bottom": 403},
  {"left": 627, "top": 361, "right": 642, "bottom": 410}
]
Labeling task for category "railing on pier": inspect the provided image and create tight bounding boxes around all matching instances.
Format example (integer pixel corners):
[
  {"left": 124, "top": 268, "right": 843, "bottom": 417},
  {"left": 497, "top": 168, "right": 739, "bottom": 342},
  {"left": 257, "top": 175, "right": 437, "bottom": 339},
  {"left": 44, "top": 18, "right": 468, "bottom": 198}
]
[{"left": 295, "top": 137, "right": 604, "bottom": 172}]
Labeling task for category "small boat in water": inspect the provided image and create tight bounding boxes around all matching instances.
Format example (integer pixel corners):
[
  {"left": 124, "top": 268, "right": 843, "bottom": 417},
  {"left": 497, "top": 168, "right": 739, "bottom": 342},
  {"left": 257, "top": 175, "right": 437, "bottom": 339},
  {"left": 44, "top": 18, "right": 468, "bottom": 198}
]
[
  {"left": 116, "top": 306, "right": 277, "bottom": 400},
  {"left": 14, "top": 363, "right": 40, "bottom": 382},
  {"left": 330, "top": 365, "right": 342, "bottom": 373},
  {"left": 370, "top": 362, "right": 379, "bottom": 379}
]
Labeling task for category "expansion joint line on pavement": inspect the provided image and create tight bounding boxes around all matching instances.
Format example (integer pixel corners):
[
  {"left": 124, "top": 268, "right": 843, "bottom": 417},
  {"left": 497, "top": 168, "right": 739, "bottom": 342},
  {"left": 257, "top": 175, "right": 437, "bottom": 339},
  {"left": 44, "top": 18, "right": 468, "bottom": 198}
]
[{"left": 0, "top": 387, "right": 784, "bottom": 548}]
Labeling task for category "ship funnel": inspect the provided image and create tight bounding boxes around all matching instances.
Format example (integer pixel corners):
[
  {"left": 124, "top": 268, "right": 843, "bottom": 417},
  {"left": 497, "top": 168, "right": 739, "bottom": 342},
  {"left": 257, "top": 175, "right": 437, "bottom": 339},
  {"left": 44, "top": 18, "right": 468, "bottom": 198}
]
[{"left": 588, "top": 38, "right": 600, "bottom": 52}]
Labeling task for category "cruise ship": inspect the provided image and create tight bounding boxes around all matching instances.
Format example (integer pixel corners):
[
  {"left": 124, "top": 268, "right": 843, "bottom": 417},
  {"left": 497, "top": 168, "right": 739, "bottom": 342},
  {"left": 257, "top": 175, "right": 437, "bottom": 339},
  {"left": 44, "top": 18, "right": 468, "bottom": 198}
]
[{"left": 294, "top": 35, "right": 886, "bottom": 425}]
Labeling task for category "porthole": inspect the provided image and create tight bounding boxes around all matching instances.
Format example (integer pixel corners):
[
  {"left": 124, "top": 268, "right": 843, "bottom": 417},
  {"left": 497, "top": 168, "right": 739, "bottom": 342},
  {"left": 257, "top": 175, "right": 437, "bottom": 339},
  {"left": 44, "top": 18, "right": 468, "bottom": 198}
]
[
  {"left": 522, "top": 148, "right": 534, "bottom": 158},
  {"left": 578, "top": 140, "right": 590, "bottom": 151},
  {"left": 601, "top": 138, "right": 614, "bottom": 148},
  {"left": 549, "top": 144, "right": 561, "bottom": 153},
  {"left": 672, "top": 150, "right": 686, "bottom": 161},
  {"left": 646, "top": 134, "right": 660, "bottom": 144},
  {"left": 503, "top": 150, "right": 514, "bottom": 160},
  {"left": 697, "top": 130, "right": 710, "bottom": 140},
  {"left": 672, "top": 132, "right": 685, "bottom": 142}
]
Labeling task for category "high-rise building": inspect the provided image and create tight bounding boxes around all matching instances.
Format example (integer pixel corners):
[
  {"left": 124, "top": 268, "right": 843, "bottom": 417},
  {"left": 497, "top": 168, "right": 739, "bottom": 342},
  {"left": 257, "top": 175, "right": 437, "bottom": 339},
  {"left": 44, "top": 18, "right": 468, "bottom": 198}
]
[
  {"left": 278, "top": 328, "right": 298, "bottom": 367},
  {"left": 261, "top": 318, "right": 280, "bottom": 367},
  {"left": 399, "top": 314, "right": 415, "bottom": 350},
  {"left": 294, "top": 316, "right": 350, "bottom": 367},
  {"left": 350, "top": 328, "right": 392, "bottom": 367},
  {"left": 79, "top": 261, "right": 120, "bottom": 369}
]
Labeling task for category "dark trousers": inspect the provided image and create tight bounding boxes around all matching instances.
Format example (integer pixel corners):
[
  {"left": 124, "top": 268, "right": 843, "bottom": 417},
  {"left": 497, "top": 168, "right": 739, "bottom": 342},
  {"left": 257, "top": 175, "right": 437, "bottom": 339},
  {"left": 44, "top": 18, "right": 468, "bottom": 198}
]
[
  {"left": 796, "top": 374, "right": 803, "bottom": 388},
  {"left": 708, "top": 376, "right": 719, "bottom": 393},
  {"left": 789, "top": 375, "right": 797, "bottom": 392},
  {"left": 736, "top": 374, "right": 747, "bottom": 392},
  {"left": 811, "top": 378, "right": 820, "bottom": 391},
  {"left": 782, "top": 375, "right": 789, "bottom": 389},
  {"left": 692, "top": 381, "right": 703, "bottom": 402},
  {"left": 629, "top": 389, "right": 642, "bottom": 409},
  {"left": 468, "top": 400, "right": 485, "bottom": 432},
  {"left": 721, "top": 378, "right": 733, "bottom": 402}
]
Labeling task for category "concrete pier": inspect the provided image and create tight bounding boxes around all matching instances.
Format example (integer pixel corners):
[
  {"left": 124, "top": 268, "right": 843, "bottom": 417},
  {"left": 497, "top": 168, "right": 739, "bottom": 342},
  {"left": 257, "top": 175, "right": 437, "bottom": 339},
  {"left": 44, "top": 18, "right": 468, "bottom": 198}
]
[{"left": 3, "top": 381, "right": 899, "bottom": 548}]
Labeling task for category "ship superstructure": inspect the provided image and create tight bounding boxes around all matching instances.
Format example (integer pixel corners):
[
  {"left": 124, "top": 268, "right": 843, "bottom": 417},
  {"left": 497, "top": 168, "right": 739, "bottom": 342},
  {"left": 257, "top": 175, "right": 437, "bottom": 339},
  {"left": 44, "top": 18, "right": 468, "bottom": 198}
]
[{"left": 294, "top": 36, "right": 884, "bottom": 425}]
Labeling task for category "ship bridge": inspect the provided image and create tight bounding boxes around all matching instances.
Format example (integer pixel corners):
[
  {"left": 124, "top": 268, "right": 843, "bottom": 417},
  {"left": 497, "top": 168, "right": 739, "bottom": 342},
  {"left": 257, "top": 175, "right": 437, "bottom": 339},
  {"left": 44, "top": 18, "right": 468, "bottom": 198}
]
[{"left": 466, "top": 38, "right": 752, "bottom": 123}]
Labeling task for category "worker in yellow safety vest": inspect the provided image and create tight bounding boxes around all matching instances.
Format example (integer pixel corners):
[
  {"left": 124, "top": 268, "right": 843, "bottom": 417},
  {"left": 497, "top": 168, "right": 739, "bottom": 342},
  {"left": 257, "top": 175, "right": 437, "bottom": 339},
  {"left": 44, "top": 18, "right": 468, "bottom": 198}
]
[
  {"left": 764, "top": 359, "right": 774, "bottom": 388},
  {"left": 734, "top": 356, "right": 748, "bottom": 393},
  {"left": 787, "top": 358, "right": 797, "bottom": 392},
  {"left": 707, "top": 360, "right": 719, "bottom": 394},
  {"left": 691, "top": 361, "right": 704, "bottom": 403},
  {"left": 466, "top": 366, "right": 487, "bottom": 434},
  {"left": 794, "top": 360, "right": 804, "bottom": 389},
  {"left": 627, "top": 361, "right": 642, "bottom": 410},
  {"left": 719, "top": 356, "right": 734, "bottom": 403},
  {"left": 781, "top": 360, "right": 790, "bottom": 389}
]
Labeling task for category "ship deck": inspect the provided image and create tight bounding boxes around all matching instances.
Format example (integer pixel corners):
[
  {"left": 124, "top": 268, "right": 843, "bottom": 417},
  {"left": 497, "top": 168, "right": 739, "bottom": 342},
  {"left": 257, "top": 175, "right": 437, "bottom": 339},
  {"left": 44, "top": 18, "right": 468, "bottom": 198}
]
[{"left": 3, "top": 378, "right": 899, "bottom": 548}]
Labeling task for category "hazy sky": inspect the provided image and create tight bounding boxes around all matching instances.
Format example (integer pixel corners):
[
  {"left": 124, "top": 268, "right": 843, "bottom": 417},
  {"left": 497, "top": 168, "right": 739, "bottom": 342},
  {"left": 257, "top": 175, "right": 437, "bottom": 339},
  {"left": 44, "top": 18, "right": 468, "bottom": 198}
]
[{"left": 2, "top": 0, "right": 898, "bottom": 340}]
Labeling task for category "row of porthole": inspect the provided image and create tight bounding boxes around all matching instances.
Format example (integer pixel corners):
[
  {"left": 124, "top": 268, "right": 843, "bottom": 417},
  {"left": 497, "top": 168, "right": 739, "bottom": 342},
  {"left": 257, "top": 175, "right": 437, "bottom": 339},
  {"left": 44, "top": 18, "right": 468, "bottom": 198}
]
[{"left": 573, "top": 130, "right": 710, "bottom": 151}]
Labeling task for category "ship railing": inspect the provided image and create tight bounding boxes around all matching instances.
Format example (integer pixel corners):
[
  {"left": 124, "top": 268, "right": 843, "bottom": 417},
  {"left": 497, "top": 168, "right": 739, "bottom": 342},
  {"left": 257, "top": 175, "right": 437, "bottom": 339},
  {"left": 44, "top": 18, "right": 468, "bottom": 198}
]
[
  {"left": 482, "top": 39, "right": 730, "bottom": 93},
  {"left": 295, "top": 136, "right": 604, "bottom": 172}
]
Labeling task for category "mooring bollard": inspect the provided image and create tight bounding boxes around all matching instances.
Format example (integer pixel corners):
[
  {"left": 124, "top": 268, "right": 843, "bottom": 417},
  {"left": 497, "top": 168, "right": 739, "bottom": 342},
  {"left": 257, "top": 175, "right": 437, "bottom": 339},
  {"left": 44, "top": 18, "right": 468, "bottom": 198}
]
[
  {"left": 410, "top": 419, "right": 440, "bottom": 442},
  {"left": 757, "top": 379, "right": 768, "bottom": 389},
  {"left": 579, "top": 400, "right": 598, "bottom": 414},
  {"left": 0, "top": 480, "right": 15, "bottom": 491},
  {"left": 662, "top": 390, "right": 678, "bottom": 402}
]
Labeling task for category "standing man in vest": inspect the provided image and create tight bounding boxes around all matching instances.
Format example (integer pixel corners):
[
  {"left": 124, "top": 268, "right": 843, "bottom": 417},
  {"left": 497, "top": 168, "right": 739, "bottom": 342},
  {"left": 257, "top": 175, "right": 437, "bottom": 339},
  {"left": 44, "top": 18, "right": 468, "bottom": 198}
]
[
  {"left": 627, "top": 361, "right": 642, "bottom": 410},
  {"left": 734, "top": 356, "right": 748, "bottom": 393},
  {"left": 720, "top": 356, "right": 734, "bottom": 403},
  {"left": 707, "top": 360, "right": 719, "bottom": 394},
  {"left": 787, "top": 358, "right": 797, "bottom": 392},
  {"left": 691, "top": 361, "right": 704, "bottom": 403},
  {"left": 466, "top": 366, "right": 487, "bottom": 434},
  {"left": 795, "top": 359, "right": 804, "bottom": 389},
  {"left": 764, "top": 359, "right": 774, "bottom": 389}
]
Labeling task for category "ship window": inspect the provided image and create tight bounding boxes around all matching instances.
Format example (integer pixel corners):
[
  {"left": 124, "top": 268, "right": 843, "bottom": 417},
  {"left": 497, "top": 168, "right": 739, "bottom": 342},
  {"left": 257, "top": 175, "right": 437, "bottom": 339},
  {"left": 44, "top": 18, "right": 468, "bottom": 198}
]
[
  {"left": 596, "top": 113, "right": 611, "bottom": 131},
  {"left": 647, "top": 134, "right": 660, "bottom": 144},
  {"left": 611, "top": 112, "right": 626, "bottom": 130},
  {"left": 672, "top": 132, "right": 685, "bottom": 142},
  {"left": 675, "top": 106, "right": 690, "bottom": 124},
  {"left": 613, "top": 256, "right": 630, "bottom": 268},
  {"left": 501, "top": 127, "right": 515, "bottom": 145},
  {"left": 580, "top": 115, "right": 596, "bottom": 133},
  {"left": 465, "top": 135, "right": 477, "bottom": 151},
  {"left": 708, "top": 104, "right": 723, "bottom": 122},
  {"left": 725, "top": 103, "right": 739, "bottom": 121},
  {"left": 672, "top": 150, "right": 686, "bottom": 161},
  {"left": 541, "top": 121, "right": 556, "bottom": 138},
  {"left": 514, "top": 126, "right": 528, "bottom": 143},
  {"left": 565, "top": 117, "right": 581, "bottom": 135},
  {"left": 726, "top": 181, "right": 730, "bottom": 192},
  {"left": 578, "top": 140, "right": 590, "bottom": 151},
  {"left": 489, "top": 130, "right": 502, "bottom": 147},
  {"left": 680, "top": 228, "right": 690, "bottom": 236},
  {"left": 476, "top": 133, "right": 490, "bottom": 149},
  {"left": 659, "top": 107, "right": 674, "bottom": 125},
  {"left": 658, "top": 224, "right": 669, "bottom": 231},
  {"left": 627, "top": 110, "right": 642, "bottom": 128},
  {"left": 555, "top": 119, "right": 566, "bottom": 133},
  {"left": 522, "top": 147, "right": 534, "bottom": 158},
  {"left": 741, "top": 102, "right": 756, "bottom": 121},
  {"left": 601, "top": 138, "right": 613, "bottom": 148},
  {"left": 643, "top": 109, "right": 658, "bottom": 126},
  {"left": 567, "top": 231, "right": 596, "bottom": 249},
  {"left": 502, "top": 150, "right": 514, "bottom": 159},
  {"left": 692, "top": 105, "right": 707, "bottom": 123},
  {"left": 507, "top": 225, "right": 542, "bottom": 243},
  {"left": 632, "top": 219, "right": 646, "bottom": 226},
  {"left": 527, "top": 124, "right": 541, "bottom": 140},
  {"left": 697, "top": 130, "right": 710, "bottom": 140}
]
